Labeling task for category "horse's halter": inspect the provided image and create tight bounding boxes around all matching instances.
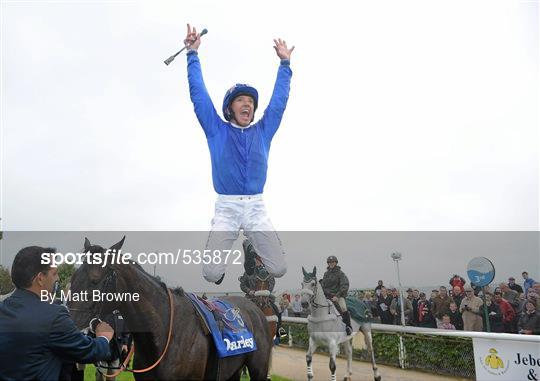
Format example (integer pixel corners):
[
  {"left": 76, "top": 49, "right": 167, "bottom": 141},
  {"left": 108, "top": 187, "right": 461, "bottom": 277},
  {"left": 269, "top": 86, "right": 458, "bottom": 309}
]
[
  {"left": 301, "top": 277, "right": 332, "bottom": 312},
  {"left": 95, "top": 269, "right": 117, "bottom": 316},
  {"left": 71, "top": 264, "right": 175, "bottom": 377},
  {"left": 254, "top": 267, "right": 272, "bottom": 309},
  {"left": 69, "top": 268, "right": 118, "bottom": 330}
]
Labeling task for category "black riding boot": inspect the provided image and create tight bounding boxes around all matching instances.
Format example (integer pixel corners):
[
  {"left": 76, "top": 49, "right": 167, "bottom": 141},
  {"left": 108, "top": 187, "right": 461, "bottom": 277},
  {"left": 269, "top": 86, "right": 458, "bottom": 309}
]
[
  {"left": 242, "top": 239, "right": 257, "bottom": 275},
  {"left": 271, "top": 301, "right": 287, "bottom": 338},
  {"left": 342, "top": 310, "right": 353, "bottom": 336}
]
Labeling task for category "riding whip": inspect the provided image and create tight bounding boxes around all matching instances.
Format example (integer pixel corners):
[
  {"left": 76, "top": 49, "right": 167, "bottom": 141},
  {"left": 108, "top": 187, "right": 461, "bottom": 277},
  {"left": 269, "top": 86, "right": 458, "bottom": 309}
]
[{"left": 164, "top": 28, "right": 208, "bottom": 66}]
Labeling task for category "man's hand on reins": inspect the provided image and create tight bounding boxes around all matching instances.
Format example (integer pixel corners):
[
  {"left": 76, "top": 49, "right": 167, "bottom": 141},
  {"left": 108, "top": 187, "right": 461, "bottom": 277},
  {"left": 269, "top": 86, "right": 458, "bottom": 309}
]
[{"left": 96, "top": 321, "right": 114, "bottom": 342}]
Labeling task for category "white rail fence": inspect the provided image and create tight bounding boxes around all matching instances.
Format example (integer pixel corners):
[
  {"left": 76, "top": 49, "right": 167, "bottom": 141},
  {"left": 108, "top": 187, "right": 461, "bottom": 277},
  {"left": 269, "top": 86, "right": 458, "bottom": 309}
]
[
  {"left": 283, "top": 316, "right": 540, "bottom": 342},
  {"left": 282, "top": 316, "right": 540, "bottom": 379}
]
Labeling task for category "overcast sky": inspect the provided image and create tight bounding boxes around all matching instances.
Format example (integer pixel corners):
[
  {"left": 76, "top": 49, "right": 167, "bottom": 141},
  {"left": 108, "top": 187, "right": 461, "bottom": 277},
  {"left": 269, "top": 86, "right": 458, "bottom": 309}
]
[{"left": 1, "top": 1, "right": 538, "bottom": 291}]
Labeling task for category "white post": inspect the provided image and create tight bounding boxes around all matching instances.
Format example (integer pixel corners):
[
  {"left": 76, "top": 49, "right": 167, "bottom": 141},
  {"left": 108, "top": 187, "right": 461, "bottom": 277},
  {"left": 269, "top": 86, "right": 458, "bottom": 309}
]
[
  {"left": 288, "top": 326, "right": 293, "bottom": 347},
  {"left": 392, "top": 252, "right": 406, "bottom": 369},
  {"left": 398, "top": 335, "right": 405, "bottom": 369},
  {"left": 395, "top": 260, "right": 406, "bottom": 326}
]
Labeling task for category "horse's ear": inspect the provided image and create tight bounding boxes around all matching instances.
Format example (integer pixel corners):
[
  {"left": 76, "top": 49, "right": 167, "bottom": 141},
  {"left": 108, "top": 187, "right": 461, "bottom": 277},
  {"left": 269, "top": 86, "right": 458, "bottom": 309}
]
[
  {"left": 302, "top": 266, "right": 308, "bottom": 277},
  {"left": 84, "top": 237, "right": 91, "bottom": 252},
  {"left": 313, "top": 266, "right": 317, "bottom": 277},
  {"left": 109, "top": 236, "right": 125, "bottom": 253}
]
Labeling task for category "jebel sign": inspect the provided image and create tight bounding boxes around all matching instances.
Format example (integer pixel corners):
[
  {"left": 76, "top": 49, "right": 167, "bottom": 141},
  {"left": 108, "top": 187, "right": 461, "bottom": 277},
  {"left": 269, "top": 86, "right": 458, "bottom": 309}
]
[{"left": 473, "top": 338, "right": 540, "bottom": 381}]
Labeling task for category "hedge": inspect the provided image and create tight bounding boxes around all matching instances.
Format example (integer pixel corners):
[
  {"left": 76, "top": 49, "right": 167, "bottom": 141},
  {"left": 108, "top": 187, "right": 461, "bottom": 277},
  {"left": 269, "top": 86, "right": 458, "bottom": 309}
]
[{"left": 280, "top": 322, "right": 475, "bottom": 379}]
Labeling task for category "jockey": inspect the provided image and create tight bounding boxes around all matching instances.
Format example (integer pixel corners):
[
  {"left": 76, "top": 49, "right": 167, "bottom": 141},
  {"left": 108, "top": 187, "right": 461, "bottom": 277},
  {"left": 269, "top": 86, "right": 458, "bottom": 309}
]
[
  {"left": 321, "top": 255, "right": 353, "bottom": 336},
  {"left": 183, "top": 24, "right": 294, "bottom": 284},
  {"left": 239, "top": 239, "right": 287, "bottom": 338}
]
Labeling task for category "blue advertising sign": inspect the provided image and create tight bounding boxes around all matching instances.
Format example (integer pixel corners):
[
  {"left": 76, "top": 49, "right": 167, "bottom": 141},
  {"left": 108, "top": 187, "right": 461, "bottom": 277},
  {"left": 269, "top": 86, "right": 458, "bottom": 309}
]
[{"left": 467, "top": 257, "right": 495, "bottom": 287}]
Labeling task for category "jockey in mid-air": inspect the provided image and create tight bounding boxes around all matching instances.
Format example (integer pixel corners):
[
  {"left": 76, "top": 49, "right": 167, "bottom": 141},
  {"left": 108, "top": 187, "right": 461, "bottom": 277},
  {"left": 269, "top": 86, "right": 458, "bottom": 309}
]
[{"left": 183, "top": 24, "right": 294, "bottom": 284}]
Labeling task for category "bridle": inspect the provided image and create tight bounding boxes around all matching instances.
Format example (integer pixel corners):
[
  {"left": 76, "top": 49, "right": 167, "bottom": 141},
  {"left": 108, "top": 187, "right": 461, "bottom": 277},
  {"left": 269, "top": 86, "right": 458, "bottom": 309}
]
[
  {"left": 69, "top": 269, "right": 117, "bottom": 318},
  {"left": 254, "top": 269, "right": 272, "bottom": 310},
  {"left": 301, "top": 277, "right": 332, "bottom": 313},
  {"left": 69, "top": 267, "right": 175, "bottom": 378}
]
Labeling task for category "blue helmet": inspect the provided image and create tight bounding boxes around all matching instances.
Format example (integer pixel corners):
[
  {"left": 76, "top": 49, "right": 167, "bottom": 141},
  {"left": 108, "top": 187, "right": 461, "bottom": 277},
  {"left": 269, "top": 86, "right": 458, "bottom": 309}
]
[{"left": 222, "top": 84, "right": 259, "bottom": 122}]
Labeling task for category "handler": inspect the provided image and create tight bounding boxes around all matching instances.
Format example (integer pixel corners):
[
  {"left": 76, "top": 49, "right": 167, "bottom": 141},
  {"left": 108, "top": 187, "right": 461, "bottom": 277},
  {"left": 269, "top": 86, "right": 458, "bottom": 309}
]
[
  {"left": 0, "top": 246, "right": 113, "bottom": 381},
  {"left": 183, "top": 24, "right": 294, "bottom": 284}
]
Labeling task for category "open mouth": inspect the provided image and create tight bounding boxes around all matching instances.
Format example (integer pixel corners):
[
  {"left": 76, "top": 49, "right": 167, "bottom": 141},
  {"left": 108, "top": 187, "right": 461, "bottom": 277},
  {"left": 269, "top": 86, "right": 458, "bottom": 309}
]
[{"left": 240, "top": 108, "right": 251, "bottom": 118}]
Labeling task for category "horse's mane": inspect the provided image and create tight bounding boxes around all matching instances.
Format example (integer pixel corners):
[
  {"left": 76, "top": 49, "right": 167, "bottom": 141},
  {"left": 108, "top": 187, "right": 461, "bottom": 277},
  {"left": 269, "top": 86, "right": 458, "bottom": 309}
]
[
  {"left": 172, "top": 287, "right": 185, "bottom": 296},
  {"left": 129, "top": 261, "right": 185, "bottom": 296},
  {"left": 129, "top": 260, "right": 180, "bottom": 293},
  {"left": 84, "top": 242, "right": 184, "bottom": 296}
]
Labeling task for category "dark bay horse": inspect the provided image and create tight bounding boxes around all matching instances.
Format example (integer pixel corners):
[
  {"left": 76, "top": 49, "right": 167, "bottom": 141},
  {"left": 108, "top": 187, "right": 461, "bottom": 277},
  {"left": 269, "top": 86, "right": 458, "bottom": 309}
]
[
  {"left": 68, "top": 237, "right": 273, "bottom": 380},
  {"left": 252, "top": 266, "right": 278, "bottom": 380},
  {"left": 252, "top": 266, "right": 277, "bottom": 339}
]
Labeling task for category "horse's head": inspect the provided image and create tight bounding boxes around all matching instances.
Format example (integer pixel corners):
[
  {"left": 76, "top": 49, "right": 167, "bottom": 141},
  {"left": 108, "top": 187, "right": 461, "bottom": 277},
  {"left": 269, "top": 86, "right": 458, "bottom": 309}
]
[
  {"left": 68, "top": 236, "right": 125, "bottom": 330},
  {"left": 254, "top": 264, "right": 271, "bottom": 289},
  {"left": 252, "top": 265, "right": 272, "bottom": 308},
  {"left": 300, "top": 266, "right": 317, "bottom": 308}
]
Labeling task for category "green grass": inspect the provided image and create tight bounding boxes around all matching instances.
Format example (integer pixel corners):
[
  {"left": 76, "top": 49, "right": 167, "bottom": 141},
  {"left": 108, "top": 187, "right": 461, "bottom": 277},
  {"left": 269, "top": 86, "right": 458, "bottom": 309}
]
[
  {"left": 84, "top": 364, "right": 134, "bottom": 381},
  {"left": 264, "top": 376, "right": 291, "bottom": 381},
  {"left": 83, "top": 364, "right": 291, "bottom": 380}
]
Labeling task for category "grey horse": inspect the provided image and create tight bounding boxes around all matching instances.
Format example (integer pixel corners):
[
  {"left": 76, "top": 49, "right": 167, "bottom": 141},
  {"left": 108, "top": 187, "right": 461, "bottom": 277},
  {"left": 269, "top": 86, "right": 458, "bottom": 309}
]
[{"left": 301, "top": 266, "right": 381, "bottom": 381}]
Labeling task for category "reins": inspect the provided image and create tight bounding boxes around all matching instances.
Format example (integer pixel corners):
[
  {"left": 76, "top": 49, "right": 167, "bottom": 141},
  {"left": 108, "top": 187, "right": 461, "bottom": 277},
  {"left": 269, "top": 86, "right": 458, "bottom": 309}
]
[
  {"left": 73, "top": 267, "right": 175, "bottom": 378},
  {"left": 99, "top": 287, "right": 174, "bottom": 378}
]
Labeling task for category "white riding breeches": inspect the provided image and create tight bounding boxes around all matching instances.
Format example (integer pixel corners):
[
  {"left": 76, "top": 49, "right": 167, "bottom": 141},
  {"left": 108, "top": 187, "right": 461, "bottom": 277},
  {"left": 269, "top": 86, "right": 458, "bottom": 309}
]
[{"left": 202, "top": 194, "right": 286, "bottom": 283}]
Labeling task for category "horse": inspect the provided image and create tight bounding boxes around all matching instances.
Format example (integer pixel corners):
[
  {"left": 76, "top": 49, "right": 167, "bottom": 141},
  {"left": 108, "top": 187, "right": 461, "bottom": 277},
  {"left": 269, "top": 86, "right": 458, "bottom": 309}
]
[
  {"left": 252, "top": 265, "right": 280, "bottom": 380},
  {"left": 300, "top": 266, "right": 381, "bottom": 381},
  {"left": 252, "top": 265, "right": 278, "bottom": 339},
  {"left": 68, "top": 237, "right": 273, "bottom": 380}
]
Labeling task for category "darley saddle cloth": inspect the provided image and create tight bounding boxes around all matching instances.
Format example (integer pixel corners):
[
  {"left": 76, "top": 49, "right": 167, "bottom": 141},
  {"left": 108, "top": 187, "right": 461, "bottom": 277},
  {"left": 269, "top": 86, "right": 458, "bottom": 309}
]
[{"left": 187, "top": 293, "right": 257, "bottom": 358}]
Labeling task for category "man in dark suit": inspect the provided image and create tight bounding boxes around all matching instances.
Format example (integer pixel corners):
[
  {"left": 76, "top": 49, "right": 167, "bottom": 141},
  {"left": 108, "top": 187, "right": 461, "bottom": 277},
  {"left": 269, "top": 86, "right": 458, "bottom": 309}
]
[{"left": 0, "top": 246, "right": 113, "bottom": 381}]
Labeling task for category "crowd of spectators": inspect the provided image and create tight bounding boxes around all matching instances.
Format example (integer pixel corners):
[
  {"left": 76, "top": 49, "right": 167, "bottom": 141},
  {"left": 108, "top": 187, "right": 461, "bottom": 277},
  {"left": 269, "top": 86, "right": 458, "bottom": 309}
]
[{"left": 357, "top": 271, "right": 540, "bottom": 335}]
